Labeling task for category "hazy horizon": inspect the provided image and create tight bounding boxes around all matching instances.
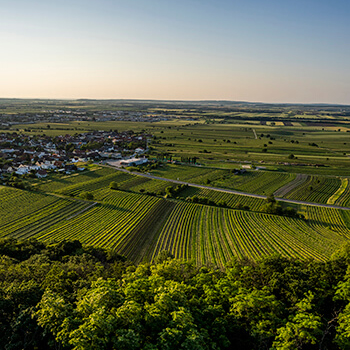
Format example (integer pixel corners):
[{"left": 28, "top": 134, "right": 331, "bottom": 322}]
[
  {"left": 1, "top": 0, "right": 349, "bottom": 104},
  {"left": 1, "top": 97, "right": 350, "bottom": 107}
]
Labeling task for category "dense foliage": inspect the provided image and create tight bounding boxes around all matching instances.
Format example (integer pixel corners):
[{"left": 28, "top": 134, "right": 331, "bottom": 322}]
[{"left": 2, "top": 239, "right": 350, "bottom": 349}]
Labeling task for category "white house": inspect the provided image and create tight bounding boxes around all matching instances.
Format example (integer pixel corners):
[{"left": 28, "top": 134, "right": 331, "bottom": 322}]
[
  {"left": 120, "top": 157, "right": 148, "bottom": 166},
  {"left": 15, "top": 165, "right": 30, "bottom": 175}
]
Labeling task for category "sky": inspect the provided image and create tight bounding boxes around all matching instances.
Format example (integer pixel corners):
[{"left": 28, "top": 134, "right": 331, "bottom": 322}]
[{"left": 0, "top": 0, "right": 349, "bottom": 104}]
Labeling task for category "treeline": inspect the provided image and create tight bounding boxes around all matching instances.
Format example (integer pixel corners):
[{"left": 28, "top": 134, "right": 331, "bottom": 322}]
[
  {"left": 2, "top": 239, "right": 350, "bottom": 349},
  {"left": 185, "top": 194, "right": 301, "bottom": 218}
]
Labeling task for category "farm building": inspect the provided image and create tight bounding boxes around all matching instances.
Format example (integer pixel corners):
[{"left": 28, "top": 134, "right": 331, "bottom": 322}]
[{"left": 120, "top": 157, "right": 148, "bottom": 166}]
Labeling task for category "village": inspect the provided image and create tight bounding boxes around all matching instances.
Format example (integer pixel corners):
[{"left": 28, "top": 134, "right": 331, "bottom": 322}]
[
  {"left": 0, "top": 109, "right": 170, "bottom": 127},
  {"left": 0, "top": 130, "right": 150, "bottom": 180}
]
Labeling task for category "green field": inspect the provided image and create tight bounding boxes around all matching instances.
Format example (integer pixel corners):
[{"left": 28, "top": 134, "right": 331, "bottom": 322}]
[
  {"left": 283, "top": 175, "right": 342, "bottom": 204},
  {"left": 2, "top": 165, "right": 350, "bottom": 265},
  {"left": 3, "top": 100, "right": 350, "bottom": 265}
]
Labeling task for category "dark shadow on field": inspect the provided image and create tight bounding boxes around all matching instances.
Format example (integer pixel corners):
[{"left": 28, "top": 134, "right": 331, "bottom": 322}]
[
  {"left": 307, "top": 218, "right": 348, "bottom": 232},
  {"left": 97, "top": 202, "right": 132, "bottom": 213},
  {"left": 177, "top": 187, "right": 201, "bottom": 198}
]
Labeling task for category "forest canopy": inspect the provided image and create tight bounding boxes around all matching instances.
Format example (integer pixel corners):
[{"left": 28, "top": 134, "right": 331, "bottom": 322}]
[{"left": 1, "top": 238, "right": 350, "bottom": 349}]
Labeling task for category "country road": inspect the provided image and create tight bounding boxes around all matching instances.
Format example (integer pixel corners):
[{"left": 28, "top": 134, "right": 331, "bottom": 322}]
[{"left": 104, "top": 164, "right": 350, "bottom": 211}]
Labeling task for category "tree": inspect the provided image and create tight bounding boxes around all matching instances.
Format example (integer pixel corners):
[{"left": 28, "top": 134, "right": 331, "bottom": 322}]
[
  {"left": 273, "top": 292, "right": 322, "bottom": 349},
  {"left": 266, "top": 194, "right": 276, "bottom": 204},
  {"left": 110, "top": 181, "right": 119, "bottom": 190},
  {"left": 80, "top": 192, "right": 94, "bottom": 200}
]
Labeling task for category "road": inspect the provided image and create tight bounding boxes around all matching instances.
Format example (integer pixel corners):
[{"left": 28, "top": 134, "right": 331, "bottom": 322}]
[
  {"left": 253, "top": 128, "right": 258, "bottom": 139},
  {"left": 104, "top": 165, "right": 350, "bottom": 211}
]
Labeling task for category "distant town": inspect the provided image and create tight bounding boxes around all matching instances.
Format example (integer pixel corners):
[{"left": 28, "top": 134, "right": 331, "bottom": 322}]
[
  {"left": 0, "top": 130, "right": 151, "bottom": 181},
  {"left": 0, "top": 109, "right": 177, "bottom": 127}
]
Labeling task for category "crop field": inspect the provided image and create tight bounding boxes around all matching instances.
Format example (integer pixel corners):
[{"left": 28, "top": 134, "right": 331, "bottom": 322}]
[
  {"left": 2, "top": 183, "right": 350, "bottom": 266},
  {"left": 274, "top": 174, "right": 308, "bottom": 197},
  {"left": 333, "top": 178, "right": 350, "bottom": 206},
  {"left": 178, "top": 186, "right": 266, "bottom": 211},
  {"left": 212, "top": 171, "right": 296, "bottom": 195},
  {"left": 302, "top": 205, "right": 350, "bottom": 239},
  {"left": 283, "top": 175, "right": 342, "bottom": 204},
  {"left": 3, "top": 100, "right": 350, "bottom": 269},
  {"left": 150, "top": 163, "right": 228, "bottom": 184},
  {"left": 150, "top": 164, "right": 296, "bottom": 195},
  {"left": 31, "top": 191, "right": 167, "bottom": 262},
  {"left": 57, "top": 172, "right": 135, "bottom": 197},
  {"left": 0, "top": 187, "right": 92, "bottom": 239},
  {"left": 36, "top": 168, "right": 172, "bottom": 198},
  {"left": 35, "top": 166, "right": 115, "bottom": 193},
  {"left": 151, "top": 202, "right": 348, "bottom": 266}
]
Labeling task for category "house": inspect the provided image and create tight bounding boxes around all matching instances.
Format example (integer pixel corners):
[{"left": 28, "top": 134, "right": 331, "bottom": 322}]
[
  {"left": 15, "top": 165, "right": 30, "bottom": 175},
  {"left": 36, "top": 170, "right": 48, "bottom": 178},
  {"left": 120, "top": 157, "right": 148, "bottom": 167}
]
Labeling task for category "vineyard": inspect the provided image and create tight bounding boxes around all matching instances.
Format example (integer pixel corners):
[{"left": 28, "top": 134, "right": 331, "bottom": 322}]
[
  {"left": 31, "top": 191, "right": 164, "bottom": 256},
  {"left": 151, "top": 202, "right": 347, "bottom": 266},
  {"left": 149, "top": 164, "right": 228, "bottom": 184},
  {"left": 37, "top": 166, "right": 175, "bottom": 198},
  {"left": 151, "top": 164, "right": 296, "bottom": 196},
  {"left": 283, "top": 175, "right": 342, "bottom": 204},
  {"left": 274, "top": 174, "right": 308, "bottom": 197},
  {"left": 333, "top": 178, "right": 350, "bottom": 206},
  {"left": 35, "top": 166, "right": 115, "bottom": 192},
  {"left": 178, "top": 186, "right": 265, "bottom": 211},
  {"left": 2, "top": 164, "right": 350, "bottom": 266},
  {"left": 2, "top": 183, "right": 350, "bottom": 266},
  {"left": 0, "top": 187, "right": 92, "bottom": 239},
  {"left": 210, "top": 171, "right": 295, "bottom": 195}
]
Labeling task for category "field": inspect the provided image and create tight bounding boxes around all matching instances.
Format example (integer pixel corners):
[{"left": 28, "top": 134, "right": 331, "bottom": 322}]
[
  {"left": 178, "top": 186, "right": 265, "bottom": 211},
  {"left": 2, "top": 165, "right": 350, "bottom": 266},
  {"left": 152, "top": 202, "right": 347, "bottom": 266},
  {"left": 148, "top": 164, "right": 297, "bottom": 195},
  {"left": 283, "top": 175, "right": 342, "bottom": 204},
  {"left": 2, "top": 100, "right": 350, "bottom": 265}
]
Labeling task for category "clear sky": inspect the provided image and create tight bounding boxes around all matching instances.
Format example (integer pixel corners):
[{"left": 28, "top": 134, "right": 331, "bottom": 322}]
[{"left": 0, "top": 0, "right": 349, "bottom": 103}]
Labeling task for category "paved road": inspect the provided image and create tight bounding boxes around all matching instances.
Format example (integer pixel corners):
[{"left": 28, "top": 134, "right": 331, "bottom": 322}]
[{"left": 105, "top": 165, "right": 350, "bottom": 211}]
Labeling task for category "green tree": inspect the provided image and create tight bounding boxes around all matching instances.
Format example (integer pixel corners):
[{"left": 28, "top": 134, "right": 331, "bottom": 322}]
[
  {"left": 109, "top": 181, "right": 119, "bottom": 190},
  {"left": 80, "top": 192, "right": 94, "bottom": 200},
  {"left": 273, "top": 292, "right": 322, "bottom": 349}
]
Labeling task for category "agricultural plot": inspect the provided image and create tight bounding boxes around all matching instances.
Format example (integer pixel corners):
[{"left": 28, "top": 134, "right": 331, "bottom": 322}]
[
  {"left": 124, "top": 178, "right": 172, "bottom": 194},
  {"left": 50, "top": 169, "right": 173, "bottom": 198},
  {"left": 213, "top": 171, "right": 296, "bottom": 195},
  {"left": 0, "top": 187, "right": 91, "bottom": 239},
  {"left": 0, "top": 187, "right": 57, "bottom": 225},
  {"left": 302, "top": 205, "right": 350, "bottom": 239},
  {"left": 179, "top": 186, "right": 265, "bottom": 211},
  {"left": 116, "top": 175, "right": 171, "bottom": 194},
  {"left": 36, "top": 166, "right": 115, "bottom": 193},
  {"left": 57, "top": 171, "right": 135, "bottom": 197},
  {"left": 150, "top": 164, "right": 228, "bottom": 184},
  {"left": 284, "top": 175, "right": 342, "bottom": 204},
  {"left": 333, "top": 178, "right": 350, "bottom": 207},
  {"left": 3, "top": 160, "right": 350, "bottom": 267},
  {"left": 32, "top": 191, "right": 165, "bottom": 262},
  {"left": 151, "top": 202, "right": 347, "bottom": 267},
  {"left": 274, "top": 174, "right": 308, "bottom": 197},
  {"left": 151, "top": 164, "right": 296, "bottom": 196}
]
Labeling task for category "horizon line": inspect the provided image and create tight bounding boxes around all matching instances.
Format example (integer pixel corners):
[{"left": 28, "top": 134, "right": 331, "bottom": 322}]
[{"left": 0, "top": 97, "right": 349, "bottom": 107}]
